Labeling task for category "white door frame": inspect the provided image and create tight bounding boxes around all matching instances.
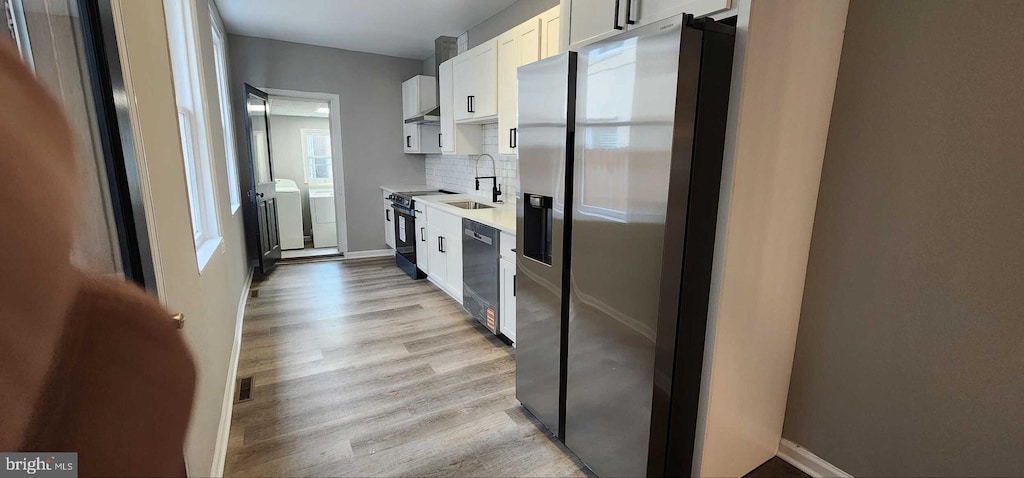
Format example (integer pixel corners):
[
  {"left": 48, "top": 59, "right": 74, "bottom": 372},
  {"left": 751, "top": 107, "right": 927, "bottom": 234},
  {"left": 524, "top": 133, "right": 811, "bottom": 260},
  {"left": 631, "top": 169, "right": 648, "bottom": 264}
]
[{"left": 258, "top": 87, "right": 349, "bottom": 254}]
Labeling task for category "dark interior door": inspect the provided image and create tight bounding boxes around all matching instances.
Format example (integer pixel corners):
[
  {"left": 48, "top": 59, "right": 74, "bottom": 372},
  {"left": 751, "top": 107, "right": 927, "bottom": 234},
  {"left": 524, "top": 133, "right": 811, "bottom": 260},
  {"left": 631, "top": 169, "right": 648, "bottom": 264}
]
[{"left": 242, "top": 84, "right": 280, "bottom": 275}]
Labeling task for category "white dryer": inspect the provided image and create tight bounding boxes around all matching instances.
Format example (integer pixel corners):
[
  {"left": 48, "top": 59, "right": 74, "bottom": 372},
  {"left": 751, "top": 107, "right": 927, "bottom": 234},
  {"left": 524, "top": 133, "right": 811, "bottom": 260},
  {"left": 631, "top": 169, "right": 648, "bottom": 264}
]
[
  {"left": 308, "top": 187, "right": 337, "bottom": 248},
  {"left": 275, "top": 178, "right": 304, "bottom": 250}
]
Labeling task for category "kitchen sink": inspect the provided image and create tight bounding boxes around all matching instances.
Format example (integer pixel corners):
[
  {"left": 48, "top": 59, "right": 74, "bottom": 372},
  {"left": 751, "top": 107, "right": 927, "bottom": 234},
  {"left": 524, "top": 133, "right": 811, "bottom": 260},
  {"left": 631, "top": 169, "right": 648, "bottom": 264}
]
[{"left": 445, "top": 200, "right": 494, "bottom": 210}]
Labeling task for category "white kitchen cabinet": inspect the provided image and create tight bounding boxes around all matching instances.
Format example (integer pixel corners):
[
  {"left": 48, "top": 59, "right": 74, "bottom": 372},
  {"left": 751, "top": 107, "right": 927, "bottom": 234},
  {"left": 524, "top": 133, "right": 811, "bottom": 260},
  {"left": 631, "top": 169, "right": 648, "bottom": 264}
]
[
  {"left": 497, "top": 29, "right": 519, "bottom": 155},
  {"left": 567, "top": 0, "right": 622, "bottom": 50},
  {"left": 500, "top": 256, "right": 516, "bottom": 344},
  {"left": 401, "top": 75, "right": 437, "bottom": 120},
  {"left": 383, "top": 191, "right": 395, "bottom": 249},
  {"left": 631, "top": 0, "right": 731, "bottom": 28},
  {"left": 518, "top": 15, "right": 542, "bottom": 66},
  {"left": 453, "top": 39, "right": 498, "bottom": 124},
  {"left": 539, "top": 6, "right": 561, "bottom": 59},
  {"left": 565, "top": 0, "right": 730, "bottom": 50},
  {"left": 424, "top": 205, "right": 463, "bottom": 303},
  {"left": 403, "top": 122, "right": 441, "bottom": 154},
  {"left": 499, "top": 232, "right": 516, "bottom": 344},
  {"left": 414, "top": 203, "right": 430, "bottom": 275},
  {"left": 438, "top": 59, "right": 482, "bottom": 155}
]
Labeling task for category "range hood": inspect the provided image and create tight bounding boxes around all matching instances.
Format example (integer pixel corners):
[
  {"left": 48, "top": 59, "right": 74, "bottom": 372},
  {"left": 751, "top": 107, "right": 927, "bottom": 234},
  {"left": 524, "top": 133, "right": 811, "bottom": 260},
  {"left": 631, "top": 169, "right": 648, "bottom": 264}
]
[{"left": 406, "top": 36, "right": 458, "bottom": 125}]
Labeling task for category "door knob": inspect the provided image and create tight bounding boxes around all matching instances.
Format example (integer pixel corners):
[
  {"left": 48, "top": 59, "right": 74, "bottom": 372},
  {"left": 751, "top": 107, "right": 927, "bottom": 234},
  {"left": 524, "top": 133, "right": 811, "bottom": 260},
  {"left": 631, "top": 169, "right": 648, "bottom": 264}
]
[{"left": 171, "top": 313, "right": 185, "bottom": 330}]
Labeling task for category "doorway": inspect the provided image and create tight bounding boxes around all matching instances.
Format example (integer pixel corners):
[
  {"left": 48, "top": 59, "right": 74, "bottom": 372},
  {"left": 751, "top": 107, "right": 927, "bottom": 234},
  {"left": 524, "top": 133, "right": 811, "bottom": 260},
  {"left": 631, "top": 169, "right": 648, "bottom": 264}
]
[{"left": 262, "top": 90, "right": 347, "bottom": 260}]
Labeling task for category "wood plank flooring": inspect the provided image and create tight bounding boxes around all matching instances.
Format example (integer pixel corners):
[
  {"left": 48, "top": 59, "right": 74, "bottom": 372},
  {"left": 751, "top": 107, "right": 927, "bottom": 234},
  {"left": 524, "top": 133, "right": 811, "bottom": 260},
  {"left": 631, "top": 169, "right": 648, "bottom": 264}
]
[{"left": 225, "top": 257, "right": 589, "bottom": 477}]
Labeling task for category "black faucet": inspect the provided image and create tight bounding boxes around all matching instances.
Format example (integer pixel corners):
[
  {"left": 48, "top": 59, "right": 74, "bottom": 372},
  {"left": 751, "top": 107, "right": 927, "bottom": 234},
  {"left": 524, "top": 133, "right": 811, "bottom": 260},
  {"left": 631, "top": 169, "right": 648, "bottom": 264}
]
[
  {"left": 473, "top": 153, "right": 503, "bottom": 203},
  {"left": 475, "top": 176, "right": 502, "bottom": 203}
]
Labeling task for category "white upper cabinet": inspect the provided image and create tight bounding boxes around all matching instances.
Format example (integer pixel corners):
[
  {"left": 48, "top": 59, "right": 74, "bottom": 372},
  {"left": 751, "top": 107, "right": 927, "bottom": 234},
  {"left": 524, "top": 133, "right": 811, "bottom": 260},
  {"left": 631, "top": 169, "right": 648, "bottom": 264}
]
[
  {"left": 631, "top": 0, "right": 731, "bottom": 28},
  {"left": 401, "top": 75, "right": 437, "bottom": 120},
  {"left": 567, "top": 0, "right": 622, "bottom": 50},
  {"left": 539, "top": 6, "right": 561, "bottom": 59},
  {"left": 497, "top": 29, "right": 519, "bottom": 155},
  {"left": 404, "top": 122, "right": 440, "bottom": 154},
  {"left": 566, "top": 0, "right": 731, "bottom": 50},
  {"left": 518, "top": 15, "right": 542, "bottom": 66},
  {"left": 453, "top": 38, "right": 499, "bottom": 123},
  {"left": 439, "top": 59, "right": 482, "bottom": 155},
  {"left": 470, "top": 40, "right": 498, "bottom": 118}
]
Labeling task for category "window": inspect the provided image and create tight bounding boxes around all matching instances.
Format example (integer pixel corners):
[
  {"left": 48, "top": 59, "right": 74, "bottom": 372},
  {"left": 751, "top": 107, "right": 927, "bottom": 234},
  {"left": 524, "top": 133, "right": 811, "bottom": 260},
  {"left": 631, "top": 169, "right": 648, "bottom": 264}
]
[
  {"left": 210, "top": 5, "right": 241, "bottom": 213},
  {"left": 165, "top": 0, "right": 222, "bottom": 271},
  {"left": 301, "top": 129, "right": 332, "bottom": 185}
]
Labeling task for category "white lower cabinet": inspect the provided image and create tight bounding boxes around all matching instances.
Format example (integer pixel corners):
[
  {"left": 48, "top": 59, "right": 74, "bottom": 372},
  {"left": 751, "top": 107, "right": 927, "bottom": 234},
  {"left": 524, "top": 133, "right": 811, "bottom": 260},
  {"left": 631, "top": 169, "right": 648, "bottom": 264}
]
[
  {"left": 500, "top": 256, "right": 516, "bottom": 344},
  {"left": 414, "top": 204, "right": 429, "bottom": 275},
  {"left": 383, "top": 191, "right": 395, "bottom": 249},
  {"left": 424, "top": 205, "right": 463, "bottom": 303},
  {"left": 499, "top": 231, "right": 516, "bottom": 344}
]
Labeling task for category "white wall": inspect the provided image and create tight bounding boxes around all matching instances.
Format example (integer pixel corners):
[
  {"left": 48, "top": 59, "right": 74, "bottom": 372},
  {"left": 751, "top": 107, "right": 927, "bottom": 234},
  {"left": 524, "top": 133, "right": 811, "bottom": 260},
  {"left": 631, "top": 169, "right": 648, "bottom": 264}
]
[
  {"left": 111, "top": 1, "right": 250, "bottom": 476},
  {"left": 268, "top": 114, "right": 331, "bottom": 236}
]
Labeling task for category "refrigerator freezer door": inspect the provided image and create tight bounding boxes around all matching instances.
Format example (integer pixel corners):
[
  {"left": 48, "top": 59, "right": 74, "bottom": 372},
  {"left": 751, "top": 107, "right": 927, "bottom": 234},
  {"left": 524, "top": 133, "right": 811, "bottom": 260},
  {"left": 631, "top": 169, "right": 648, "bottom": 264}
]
[
  {"left": 565, "top": 17, "right": 688, "bottom": 478},
  {"left": 515, "top": 52, "right": 576, "bottom": 439}
]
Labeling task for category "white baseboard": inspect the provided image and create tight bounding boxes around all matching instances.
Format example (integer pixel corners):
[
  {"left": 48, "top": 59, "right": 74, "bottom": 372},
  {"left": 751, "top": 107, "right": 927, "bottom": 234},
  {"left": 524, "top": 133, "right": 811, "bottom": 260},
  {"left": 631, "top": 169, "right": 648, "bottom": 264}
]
[
  {"left": 344, "top": 248, "right": 394, "bottom": 259},
  {"left": 778, "top": 439, "right": 852, "bottom": 478},
  {"left": 209, "top": 267, "right": 254, "bottom": 478}
]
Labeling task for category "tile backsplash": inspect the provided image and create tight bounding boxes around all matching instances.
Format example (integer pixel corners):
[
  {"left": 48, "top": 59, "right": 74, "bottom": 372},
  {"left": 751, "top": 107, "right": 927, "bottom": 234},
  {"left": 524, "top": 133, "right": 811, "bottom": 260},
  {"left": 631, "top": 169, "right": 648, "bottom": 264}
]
[{"left": 424, "top": 123, "right": 519, "bottom": 203}]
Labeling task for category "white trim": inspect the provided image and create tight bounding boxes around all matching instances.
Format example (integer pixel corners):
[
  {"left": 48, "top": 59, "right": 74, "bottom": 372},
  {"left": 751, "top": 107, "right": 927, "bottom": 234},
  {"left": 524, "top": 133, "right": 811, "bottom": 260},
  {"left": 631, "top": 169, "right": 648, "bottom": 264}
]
[
  {"left": 210, "top": 266, "right": 254, "bottom": 478},
  {"left": 344, "top": 249, "right": 395, "bottom": 260},
  {"left": 258, "top": 87, "right": 349, "bottom": 255},
  {"left": 778, "top": 439, "right": 852, "bottom": 478}
]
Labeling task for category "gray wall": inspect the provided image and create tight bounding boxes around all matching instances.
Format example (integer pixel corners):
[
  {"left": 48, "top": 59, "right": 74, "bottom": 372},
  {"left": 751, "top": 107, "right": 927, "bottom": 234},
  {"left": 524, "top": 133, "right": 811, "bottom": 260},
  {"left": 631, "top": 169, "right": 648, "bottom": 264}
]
[
  {"left": 782, "top": 1, "right": 1024, "bottom": 476},
  {"left": 466, "top": 0, "right": 558, "bottom": 48},
  {"left": 228, "top": 34, "right": 425, "bottom": 252},
  {"left": 268, "top": 114, "right": 330, "bottom": 236}
]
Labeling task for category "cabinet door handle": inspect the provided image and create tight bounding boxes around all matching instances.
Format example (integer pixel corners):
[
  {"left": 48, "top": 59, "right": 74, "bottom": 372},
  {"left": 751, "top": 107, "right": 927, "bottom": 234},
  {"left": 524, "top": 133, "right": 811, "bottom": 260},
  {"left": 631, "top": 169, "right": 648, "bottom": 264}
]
[
  {"left": 468, "top": 95, "right": 475, "bottom": 113},
  {"left": 625, "top": 0, "right": 635, "bottom": 24},
  {"left": 513, "top": 274, "right": 516, "bottom": 297},
  {"left": 406, "top": 135, "right": 411, "bottom": 148},
  {"left": 440, "top": 236, "right": 446, "bottom": 253},
  {"left": 386, "top": 209, "right": 391, "bottom": 221},
  {"left": 420, "top": 227, "right": 426, "bottom": 241},
  {"left": 511, "top": 127, "right": 518, "bottom": 148},
  {"left": 613, "top": 0, "right": 624, "bottom": 30},
  {"left": 438, "top": 133, "right": 443, "bottom": 148}
]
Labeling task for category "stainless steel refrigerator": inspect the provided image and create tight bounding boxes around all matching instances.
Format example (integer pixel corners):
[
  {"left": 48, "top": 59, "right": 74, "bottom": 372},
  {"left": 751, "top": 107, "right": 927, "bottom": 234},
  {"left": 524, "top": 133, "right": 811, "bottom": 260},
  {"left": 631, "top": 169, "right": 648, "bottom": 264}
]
[{"left": 515, "top": 14, "right": 735, "bottom": 478}]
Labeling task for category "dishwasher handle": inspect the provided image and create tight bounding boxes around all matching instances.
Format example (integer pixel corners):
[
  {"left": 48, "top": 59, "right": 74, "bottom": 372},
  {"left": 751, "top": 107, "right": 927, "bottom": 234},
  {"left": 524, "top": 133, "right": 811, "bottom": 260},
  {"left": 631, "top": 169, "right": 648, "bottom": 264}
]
[{"left": 464, "top": 228, "right": 494, "bottom": 246}]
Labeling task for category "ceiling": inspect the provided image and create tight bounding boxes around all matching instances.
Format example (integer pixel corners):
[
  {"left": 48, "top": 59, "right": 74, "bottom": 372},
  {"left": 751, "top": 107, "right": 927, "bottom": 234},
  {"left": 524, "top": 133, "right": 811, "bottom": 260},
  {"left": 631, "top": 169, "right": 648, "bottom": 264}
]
[
  {"left": 214, "top": 0, "right": 518, "bottom": 60},
  {"left": 268, "top": 97, "right": 329, "bottom": 118}
]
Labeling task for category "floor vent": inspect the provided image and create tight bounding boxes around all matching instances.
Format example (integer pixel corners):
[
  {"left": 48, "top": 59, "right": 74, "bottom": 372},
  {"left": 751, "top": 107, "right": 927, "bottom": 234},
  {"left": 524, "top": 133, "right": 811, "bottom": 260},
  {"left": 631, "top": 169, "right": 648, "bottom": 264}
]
[{"left": 237, "top": 376, "right": 254, "bottom": 402}]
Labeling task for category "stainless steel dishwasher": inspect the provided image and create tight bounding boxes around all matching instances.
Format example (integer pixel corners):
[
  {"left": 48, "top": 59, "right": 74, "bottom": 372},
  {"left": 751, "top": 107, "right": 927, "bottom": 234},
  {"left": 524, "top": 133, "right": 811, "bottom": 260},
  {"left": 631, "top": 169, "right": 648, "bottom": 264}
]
[{"left": 462, "top": 218, "right": 500, "bottom": 335}]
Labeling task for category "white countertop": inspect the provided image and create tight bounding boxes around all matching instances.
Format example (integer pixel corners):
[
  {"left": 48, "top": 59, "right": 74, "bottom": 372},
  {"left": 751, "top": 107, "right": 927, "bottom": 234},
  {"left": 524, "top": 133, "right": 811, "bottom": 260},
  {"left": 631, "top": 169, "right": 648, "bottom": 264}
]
[
  {"left": 416, "top": 194, "right": 517, "bottom": 235},
  {"left": 380, "top": 184, "right": 432, "bottom": 194}
]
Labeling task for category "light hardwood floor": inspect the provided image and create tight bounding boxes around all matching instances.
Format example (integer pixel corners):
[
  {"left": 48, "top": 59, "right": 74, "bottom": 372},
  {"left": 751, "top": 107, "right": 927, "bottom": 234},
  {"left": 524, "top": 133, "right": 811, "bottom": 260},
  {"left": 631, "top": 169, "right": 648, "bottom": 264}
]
[{"left": 225, "top": 257, "right": 588, "bottom": 477}]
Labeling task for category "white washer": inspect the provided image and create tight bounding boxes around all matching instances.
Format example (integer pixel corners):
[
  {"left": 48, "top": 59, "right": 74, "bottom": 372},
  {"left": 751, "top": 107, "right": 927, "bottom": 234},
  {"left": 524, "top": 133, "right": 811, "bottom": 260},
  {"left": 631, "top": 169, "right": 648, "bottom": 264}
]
[
  {"left": 309, "top": 187, "right": 338, "bottom": 248},
  {"left": 275, "top": 178, "right": 304, "bottom": 250}
]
